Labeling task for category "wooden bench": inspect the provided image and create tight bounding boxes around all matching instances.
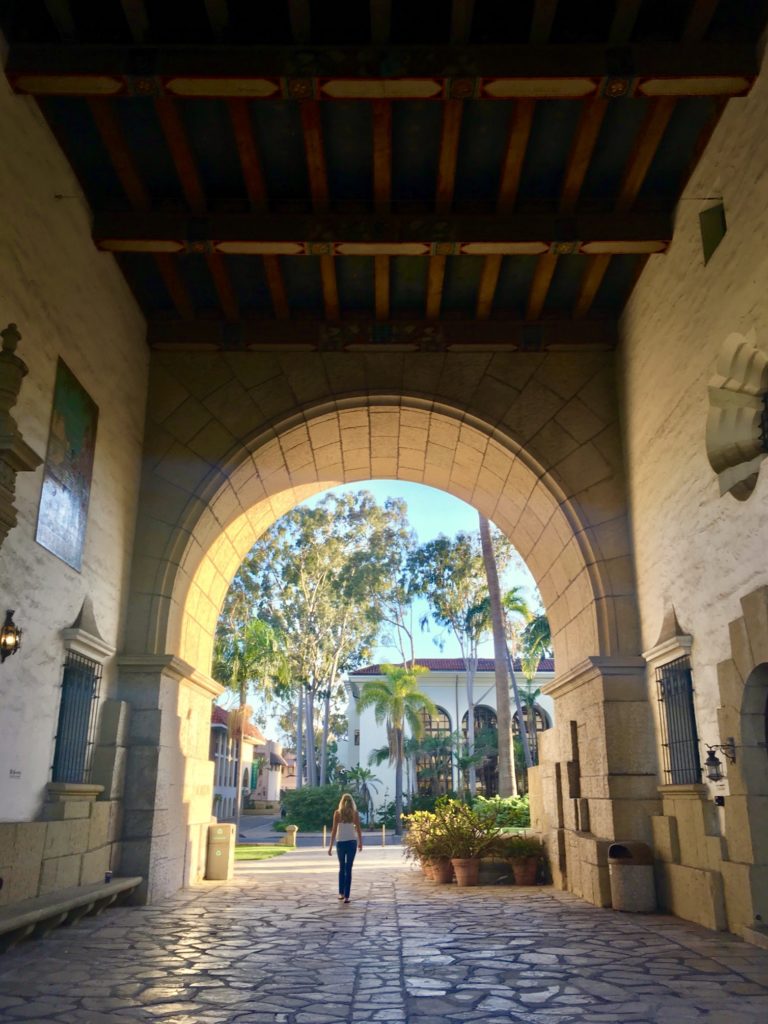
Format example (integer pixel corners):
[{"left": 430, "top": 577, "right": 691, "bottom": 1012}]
[{"left": 0, "top": 876, "right": 142, "bottom": 952}]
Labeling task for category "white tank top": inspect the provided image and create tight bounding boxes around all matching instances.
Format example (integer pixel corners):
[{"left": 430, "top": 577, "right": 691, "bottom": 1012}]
[{"left": 337, "top": 820, "right": 357, "bottom": 841}]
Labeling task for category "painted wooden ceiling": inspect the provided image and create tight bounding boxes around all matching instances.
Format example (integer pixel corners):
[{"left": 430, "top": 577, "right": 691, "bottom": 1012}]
[{"left": 2, "top": 0, "right": 766, "bottom": 353}]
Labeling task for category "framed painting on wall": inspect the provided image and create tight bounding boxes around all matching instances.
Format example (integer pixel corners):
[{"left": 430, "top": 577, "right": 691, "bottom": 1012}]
[{"left": 35, "top": 359, "right": 99, "bottom": 571}]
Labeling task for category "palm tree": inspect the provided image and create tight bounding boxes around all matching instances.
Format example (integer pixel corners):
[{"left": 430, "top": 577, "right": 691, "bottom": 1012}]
[
  {"left": 343, "top": 766, "right": 381, "bottom": 823},
  {"left": 356, "top": 664, "right": 436, "bottom": 834},
  {"left": 520, "top": 613, "right": 551, "bottom": 769},
  {"left": 502, "top": 587, "right": 534, "bottom": 773}
]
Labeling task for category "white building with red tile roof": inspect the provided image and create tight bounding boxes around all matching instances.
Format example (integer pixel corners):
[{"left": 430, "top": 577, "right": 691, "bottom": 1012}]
[{"left": 341, "top": 658, "right": 554, "bottom": 814}]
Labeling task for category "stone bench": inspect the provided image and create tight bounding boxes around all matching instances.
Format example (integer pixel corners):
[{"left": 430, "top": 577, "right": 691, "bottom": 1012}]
[{"left": 0, "top": 875, "right": 142, "bottom": 952}]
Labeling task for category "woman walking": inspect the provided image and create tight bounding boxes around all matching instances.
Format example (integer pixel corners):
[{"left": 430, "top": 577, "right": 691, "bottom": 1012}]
[{"left": 328, "top": 794, "right": 363, "bottom": 903}]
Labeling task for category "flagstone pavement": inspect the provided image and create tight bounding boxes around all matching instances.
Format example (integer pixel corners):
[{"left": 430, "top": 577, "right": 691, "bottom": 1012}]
[{"left": 1, "top": 847, "right": 767, "bottom": 1024}]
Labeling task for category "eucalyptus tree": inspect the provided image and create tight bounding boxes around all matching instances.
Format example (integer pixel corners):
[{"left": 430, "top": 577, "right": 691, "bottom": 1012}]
[
  {"left": 235, "top": 491, "right": 413, "bottom": 784},
  {"left": 357, "top": 663, "right": 436, "bottom": 833},
  {"left": 410, "top": 531, "right": 501, "bottom": 797}
]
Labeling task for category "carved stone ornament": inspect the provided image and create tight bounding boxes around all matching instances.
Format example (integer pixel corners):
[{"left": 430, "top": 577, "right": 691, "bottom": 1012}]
[
  {"left": 705, "top": 329, "right": 768, "bottom": 500},
  {"left": 0, "top": 324, "right": 43, "bottom": 547}
]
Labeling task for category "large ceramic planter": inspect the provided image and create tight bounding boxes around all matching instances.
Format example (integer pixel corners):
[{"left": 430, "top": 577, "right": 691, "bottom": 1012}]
[
  {"left": 431, "top": 857, "right": 454, "bottom": 884},
  {"left": 511, "top": 856, "right": 539, "bottom": 886},
  {"left": 451, "top": 857, "right": 480, "bottom": 887},
  {"left": 422, "top": 859, "right": 436, "bottom": 879}
]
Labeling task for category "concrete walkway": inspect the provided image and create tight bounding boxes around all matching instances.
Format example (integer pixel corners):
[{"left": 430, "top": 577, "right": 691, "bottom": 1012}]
[{"left": 0, "top": 848, "right": 767, "bottom": 1023}]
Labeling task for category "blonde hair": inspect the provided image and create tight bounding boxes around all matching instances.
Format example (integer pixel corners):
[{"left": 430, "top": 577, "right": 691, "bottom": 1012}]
[{"left": 338, "top": 793, "right": 357, "bottom": 823}]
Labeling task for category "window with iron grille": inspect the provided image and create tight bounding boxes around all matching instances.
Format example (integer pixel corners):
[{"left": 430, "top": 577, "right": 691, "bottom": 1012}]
[
  {"left": 656, "top": 655, "right": 701, "bottom": 784},
  {"left": 51, "top": 650, "right": 102, "bottom": 784}
]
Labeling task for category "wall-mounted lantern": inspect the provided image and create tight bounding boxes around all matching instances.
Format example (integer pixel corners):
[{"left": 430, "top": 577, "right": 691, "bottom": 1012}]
[
  {"left": 704, "top": 738, "right": 736, "bottom": 782},
  {"left": 0, "top": 609, "right": 22, "bottom": 663}
]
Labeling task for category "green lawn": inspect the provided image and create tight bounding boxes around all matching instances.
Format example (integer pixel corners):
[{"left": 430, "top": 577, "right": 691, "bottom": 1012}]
[{"left": 234, "top": 845, "right": 291, "bottom": 861}]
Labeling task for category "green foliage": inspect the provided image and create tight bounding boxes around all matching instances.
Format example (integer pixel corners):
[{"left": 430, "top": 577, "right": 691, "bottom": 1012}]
[
  {"left": 473, "top": 793, "right": 530, "bottom": 828},
  {"left": 433, "top": 798, "right": 501, "bottom": 859},
  {"left": 280, "top": 784, "right": 348, "bottom": 831},
  {"left": 374, "top": 799, "right": 398, "bottom": 829},
  {"left": 408, "top": 792, "right": 456, "bottom": 814},
  {"left": 491, "top": 833, "right": 546, "bottom": 861}
]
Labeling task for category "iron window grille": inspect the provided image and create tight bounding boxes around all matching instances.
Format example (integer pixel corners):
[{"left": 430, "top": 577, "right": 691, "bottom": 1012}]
[
  {"left": 656, "top": 655, "right": 701, "bottom": 785},
  {"left": 51, "top": 650, "right": 103, "bottom": 784}
]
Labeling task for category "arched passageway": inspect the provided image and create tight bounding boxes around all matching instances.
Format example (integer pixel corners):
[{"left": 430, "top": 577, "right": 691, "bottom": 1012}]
[{"left": 118, "top": 353, "right": 656, "bottom": 905}]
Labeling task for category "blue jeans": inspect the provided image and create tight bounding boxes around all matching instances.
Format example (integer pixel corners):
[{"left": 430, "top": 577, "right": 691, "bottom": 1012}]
[{"left": 336, "top": 840, "right": 357, "bottom": 898}]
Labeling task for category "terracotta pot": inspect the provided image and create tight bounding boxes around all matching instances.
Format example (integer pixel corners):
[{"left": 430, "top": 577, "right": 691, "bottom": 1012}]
[
  {"left": 511, "top": 856, "right": 539, "bottom": 886},
  {"left": 431, "top": 857, "right": 454, "bottom": 884},
  {"left": 451, "top": 857, "right": 480, "bottom": 887},
  {"left": 422, "top": 859, "right": 435, "bottom": 879}
]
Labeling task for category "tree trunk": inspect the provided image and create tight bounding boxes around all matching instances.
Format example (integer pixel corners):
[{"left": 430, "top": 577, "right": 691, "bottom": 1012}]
[
  {"left": 296, "top": 688, "right": 304, "bottom": 790},
  {"left": 478, "top": 512, "right": 516, "bottom": 797},
  {"left": 305, "top": 686, "right": 318, "bottom": 786},
  {"left": 319, "top": 688, "right": 330, "bottom": 785},
  {"left": 506, "top": 644, "right": 533, "bottom": 769},
  {"left": 394, "top": 726, "right": 404, "bottom": 835},
  {"left": 466, "top": 655, "right": 477, "bottom": 798}
]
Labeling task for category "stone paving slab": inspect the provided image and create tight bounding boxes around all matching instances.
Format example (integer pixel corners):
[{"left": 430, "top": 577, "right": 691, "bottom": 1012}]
[{"left": 0, "top": 848, "right": 766, "bottom": 1023}]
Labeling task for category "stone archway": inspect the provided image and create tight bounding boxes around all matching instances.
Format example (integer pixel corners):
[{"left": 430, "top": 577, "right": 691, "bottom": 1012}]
[
  {"left": 715, "top": 586, "right": 768, "bottom": 938},
  {"left": 118, "top": 350, "right": 655, "bottom": 903}
]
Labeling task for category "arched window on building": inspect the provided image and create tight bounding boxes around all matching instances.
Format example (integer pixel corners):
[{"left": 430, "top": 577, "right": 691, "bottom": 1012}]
[
  {"left": 462, "top": 705, "right": 498, "bottom": 797},
  {"left": 513, "top": 702, "right": 551, "bottom": 767},
  {"left": 415, "top": 706, "right": 453, "bottom": 796}
]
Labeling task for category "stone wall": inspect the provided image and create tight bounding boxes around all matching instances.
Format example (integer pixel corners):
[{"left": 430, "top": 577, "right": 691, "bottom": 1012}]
[
  {"left": 0, "top": 68, "right": 148, "bottom": 821},
  {"left": 620, "top": 61, "right": 768, "bottom": 937}
]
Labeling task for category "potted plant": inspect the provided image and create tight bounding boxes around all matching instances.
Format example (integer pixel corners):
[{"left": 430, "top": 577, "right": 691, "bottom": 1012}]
[
  {"left": 494, "top": 833, "right": 546, "bottom": 885},
  {"left": 402, "top": 810, "right": 454, "bottom": 883},
  {"left": 434, "top": 799, "right": 500, "bottom": 886}
]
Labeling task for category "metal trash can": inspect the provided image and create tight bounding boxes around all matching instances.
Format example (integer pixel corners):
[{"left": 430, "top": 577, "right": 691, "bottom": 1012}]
[
  {"left": 205, "top": 823, "right": 235, "bottom": 880},
  {"left": 608, "top": 841, "right": 656, "bottom": 913}
]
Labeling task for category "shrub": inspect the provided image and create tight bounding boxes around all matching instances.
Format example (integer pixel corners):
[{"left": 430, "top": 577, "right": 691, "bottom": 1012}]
[
  {"left": 374, "top": 799, "right": 398, "bottom": 829},
  {"left": 492, "top": 833, "right": 546, "bottom": 861},
  {"left": 433, "top": 799, "right": 501, "bottom": 859},
  {"left": 280, "top": 784, "right": 348, "bottom": 831},
  {"left": 473, "top": 793, "right": 530, "bottom": 828},
  {"left": 408, "top": 792, "right": 457, "bottom": 814}
]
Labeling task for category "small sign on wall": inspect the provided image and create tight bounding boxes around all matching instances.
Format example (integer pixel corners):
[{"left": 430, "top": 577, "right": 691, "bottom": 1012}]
[{"left": 35, "top": 359, "right": 99, "bottom": 571}]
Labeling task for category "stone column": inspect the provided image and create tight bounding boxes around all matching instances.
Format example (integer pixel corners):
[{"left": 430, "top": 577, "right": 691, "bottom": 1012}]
[
  {"left": 0, "top": 324, "right": 42, "bottom": 547},
  {"left": 537, "top": 656, "right": 661, "bottom": 908},
  {"left": 117, "top": 655, "right": 223, "bottom": 904}
]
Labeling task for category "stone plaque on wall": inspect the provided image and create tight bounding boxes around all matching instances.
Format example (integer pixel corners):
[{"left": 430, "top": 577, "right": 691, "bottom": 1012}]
[{"left": 35, "top": 359, "right": 99, "bottom": 571}]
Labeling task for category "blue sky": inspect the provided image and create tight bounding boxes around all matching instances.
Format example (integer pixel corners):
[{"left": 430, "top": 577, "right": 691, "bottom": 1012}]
[{"left": 300, "top": 479, "right": 542, "bottom": 666}]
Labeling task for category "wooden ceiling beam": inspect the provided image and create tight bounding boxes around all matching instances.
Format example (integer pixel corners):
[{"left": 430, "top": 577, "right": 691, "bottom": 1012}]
[
  {"left": 86, "top": 98, "right": 195, "bottom": 320},
  {"left": 154, "top": 95, "right": 207, "bottom": 216},
  {"left": 320, "top": 255, "right": 340, "bottom": 320},
  {"left": 615, "top": 97, "right": 677, "bottom": 212},
  {"left": 8, "top": 43, "right": 757, "bottom": 99},
  {"left": 436, "top": 100, "right": 463, "bottom": 213},
  {"left": 608, "top": 0, "right": 642, "bottom": 45},
  {"left": 450, "top": 0, "right": 475, "bottom": 44},
  {"left": 300, "top": 100, "right": 329, "bottom": 213},
  {"left": 559, "top": 97, "right": 608, "bottom": 212},
  {"left": 262, "top": 256, "right": 290, "bottom": 320},
  {"left": 526, "top": 253, "right": 558, "bottom": 320},
  {"left": 497, "top": 100, "right": 535, "bottom": 214},
  {"left": 289, "top": 0, "right": 312, "bottom": 44},
  {"left": 426, "top": 256, "right": 447, "bottom": 320},
  {"left": 476, "top": 255, "right": 502, "bottom": 320},
  {"left": 573, "top": 254, "right": 611, "bottom": 319},
  {"left": 148, "top": 317, "right": 618, "bottom": 351},
  {"left": 120, "top": 1, "right": 149, "bottom": 43},
  {"left": 203, "top": 1, "right": 230, "bottom": 40},
  {"left": 43, "top": 1, "right": 76, "bottom": 42},
  {"left": 87, "top": 98, "right": 150, "bottom": 212},
  {"left": 683, "top": 0, "right": 720, "bottom": 41},
  {"left": 530, "top": 1, "right": 558, "bottom": 43},
  {"left": 206, "top": 252, "right": 239, "bottom": 321},
  {"left": 370, "top": 1, "right": 391, "bottom": 45},
  {"left": 227, "top": 98, "right": 267, "bottom": 211},
  {"left": 375, "top": 255, "right": 390, "bottom": 322},
  {"left": 372, "top": 99, "right": 392, "bottom": 215},
  {"left": 154, "top": 254, "right": 195, "bottom": 320},
  {"left": 92, "top": 209, "right": 673, "bottom": 253}
]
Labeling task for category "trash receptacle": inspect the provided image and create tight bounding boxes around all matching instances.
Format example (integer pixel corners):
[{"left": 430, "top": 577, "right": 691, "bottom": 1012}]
[
  {"left": 608, "top": 841, "right": 656, "bottom": 913},
  {"left": 205, "top": 822, "right": 235, "bottom": 880}
]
